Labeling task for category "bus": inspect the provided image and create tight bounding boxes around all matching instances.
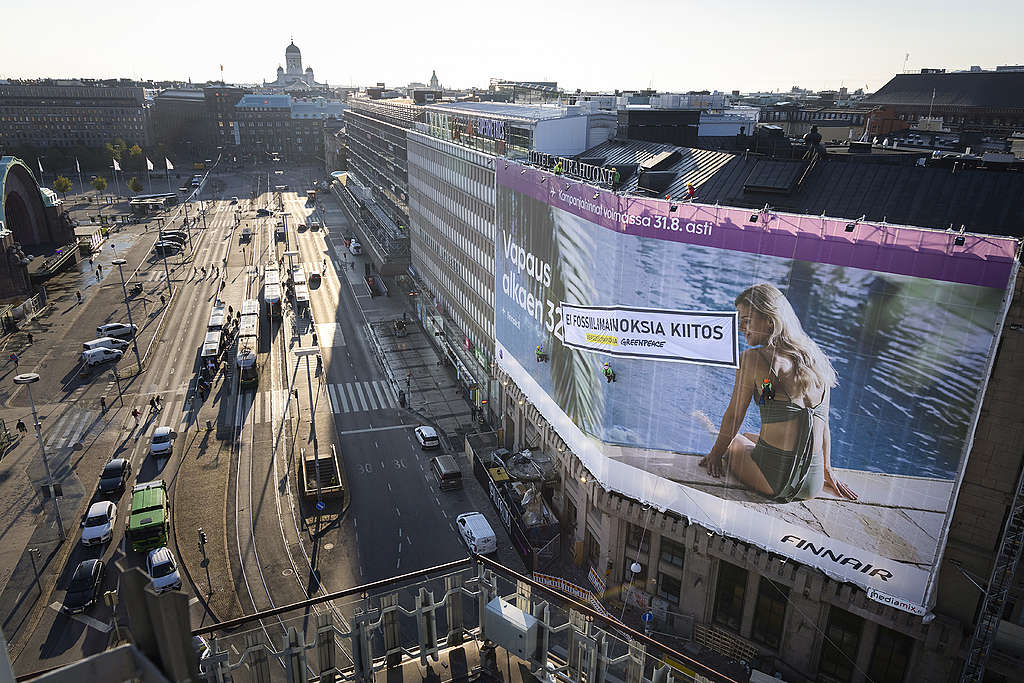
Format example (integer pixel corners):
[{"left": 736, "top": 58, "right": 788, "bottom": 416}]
[
  {"left": 237, "top": 299, "right": 260, "bottom": 389},
  {"left": 292, "top": 265, "right": 310, "bottom": 310},
  {"left": 207, "top": 302, "right": 227, "bottom": 331},
  {"left": 126, "top": 480, "right": 169, "bottom": 552}
]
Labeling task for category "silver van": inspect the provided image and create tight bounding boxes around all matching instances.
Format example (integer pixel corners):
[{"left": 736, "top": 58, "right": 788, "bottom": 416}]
[
  {"left": 430, "top": 455, "right": 462, "bottom": 491},
  {"left": 81, "top": 347, "right": 123, "bottom": 367},
  {"left": 82, "top": 337, "right": 129, "bottom": 353}
]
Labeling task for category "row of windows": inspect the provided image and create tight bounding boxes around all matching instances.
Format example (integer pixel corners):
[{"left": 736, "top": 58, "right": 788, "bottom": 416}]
[
  {"left": 408, "top": 162, "right": 493, "bottom": 269},
  {"left": 412, "top": 248, "right": 491, "bottom": 361},
  {"left": 616, "top": 521, "right": 913, "bottom": 682}
]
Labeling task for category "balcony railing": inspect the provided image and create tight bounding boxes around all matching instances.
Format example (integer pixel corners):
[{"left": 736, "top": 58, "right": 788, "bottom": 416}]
[{"left": 15, "top": 556, "right": 748, "bottom": 683}]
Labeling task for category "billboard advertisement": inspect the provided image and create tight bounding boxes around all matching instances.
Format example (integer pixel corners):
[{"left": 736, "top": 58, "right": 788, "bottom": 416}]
[{"left": 495, "top": 160, "right": 1018, "bottom": 614}]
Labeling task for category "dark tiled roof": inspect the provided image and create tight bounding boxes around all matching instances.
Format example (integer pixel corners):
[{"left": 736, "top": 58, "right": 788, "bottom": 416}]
[
  {"left": 865, "top": 72, "right": 1024, "bottom": 109},
  {"left": 574, "top": 139, "right": 1024, "bottom": 237}
]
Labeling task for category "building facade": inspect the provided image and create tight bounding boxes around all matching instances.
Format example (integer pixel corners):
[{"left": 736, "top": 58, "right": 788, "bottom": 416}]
[
  {"left": 204, "top": 85, "right": 248, "bottom": 154},
  {"left": 151, "top": 88, "right": 208, "bottom": 155},
  {"left": 486, "top": 150, "right": 1024, "bottom": 683},
  {"left": 0, "top": 80, "right": 147, "bottom": 151},
  {"left": 233, "top": 94, "right": 343, "bottom": 161}
]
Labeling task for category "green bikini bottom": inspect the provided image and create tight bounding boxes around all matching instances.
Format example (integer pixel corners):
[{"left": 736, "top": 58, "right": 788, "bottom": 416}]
[{"left": 749, "top": 438, "right": 825, "bottom": 502}]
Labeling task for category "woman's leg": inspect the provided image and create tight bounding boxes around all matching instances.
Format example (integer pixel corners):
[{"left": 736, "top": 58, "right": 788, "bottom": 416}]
[{"left": 726, "top": 437, "right": 776, "bottom": 497}]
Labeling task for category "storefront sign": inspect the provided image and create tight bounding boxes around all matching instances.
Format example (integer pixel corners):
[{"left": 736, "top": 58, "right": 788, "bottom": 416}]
[{"left": 530, "top": 150, "right": 615, "bottom": 185}]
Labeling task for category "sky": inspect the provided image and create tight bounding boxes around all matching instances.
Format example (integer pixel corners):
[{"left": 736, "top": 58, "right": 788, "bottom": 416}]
[{"left": 2, "top": 0, "right": 1022, "bottom": 93}]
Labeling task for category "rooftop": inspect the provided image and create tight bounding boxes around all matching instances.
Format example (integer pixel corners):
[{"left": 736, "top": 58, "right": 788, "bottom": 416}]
[
  {"left": 236, "top": 93, "right": 291, "bottom": 109},
  {"left": 575, "top": 138, "right": 1024, "bottom": 236},
  {"left": 429, "top": 101, "right": 577, "bottom": 122},
  {"left": 865, "top": 71, "right": 1024, "bottom": 109}
]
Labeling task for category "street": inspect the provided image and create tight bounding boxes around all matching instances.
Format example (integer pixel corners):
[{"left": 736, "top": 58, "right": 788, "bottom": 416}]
[{"left": 0, "top": 162, "right": 523, "bottom": 678}]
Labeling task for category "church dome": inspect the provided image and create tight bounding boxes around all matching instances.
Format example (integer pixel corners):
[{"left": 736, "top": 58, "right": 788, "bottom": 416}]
[{"left": 286, "top": 41, "right": 300, "bottom": 55}]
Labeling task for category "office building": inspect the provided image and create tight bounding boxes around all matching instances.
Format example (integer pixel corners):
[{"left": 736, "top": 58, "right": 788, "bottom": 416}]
[
  {"left": 151, "top": 88, "right": 208, "bottom": 155},
  {"left": 0, "top": 80, "right": 147, "bottom": 151}
]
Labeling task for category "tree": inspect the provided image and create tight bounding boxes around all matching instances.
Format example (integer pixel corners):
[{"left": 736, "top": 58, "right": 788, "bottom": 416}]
[
  {"left": 91, "top": 176, "right": 107, "bottom": 194},
  {"left": 128, "top": 176, "right": 143, "bottom": 193},
  {"left": 52, "top": 175, "right": 73, "bottom": 199}
]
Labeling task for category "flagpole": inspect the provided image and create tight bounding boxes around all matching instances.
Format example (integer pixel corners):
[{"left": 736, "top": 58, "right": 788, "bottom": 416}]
[
  {"left": 76, "top": 159, "right": 84, "bottom": 202},
  {"left": 146, "top": 156, "right": 153, "bottom": 194}
]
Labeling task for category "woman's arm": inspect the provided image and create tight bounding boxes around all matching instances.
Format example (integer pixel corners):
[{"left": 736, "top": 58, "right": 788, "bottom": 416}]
[
  {"left": 821, "top": 390, "right": 857, "bottom": 500},
  {"left": 700, "top": 351, "right": 757, "bottom": 476}
]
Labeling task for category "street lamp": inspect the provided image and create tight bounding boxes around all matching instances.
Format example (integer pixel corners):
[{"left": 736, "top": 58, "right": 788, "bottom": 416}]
[
  {"left": 14, "top": 373, "right": 65, "bottom": 541},
  {"left": 111, "top": 258, "right": 142, "bottom": 372}
]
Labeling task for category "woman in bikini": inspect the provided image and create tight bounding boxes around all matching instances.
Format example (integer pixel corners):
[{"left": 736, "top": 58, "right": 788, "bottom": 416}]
[{"left": 699, "top": 283, "right": 857, "bottom": 501}]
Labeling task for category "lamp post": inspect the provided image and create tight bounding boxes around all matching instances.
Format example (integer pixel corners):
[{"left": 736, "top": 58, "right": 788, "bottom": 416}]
[
  {"left": 111, "top": 258, "right": 142, "bottom": 371},
  {"left": 14, "top": 373, "right": 65, "bottom": 541}
]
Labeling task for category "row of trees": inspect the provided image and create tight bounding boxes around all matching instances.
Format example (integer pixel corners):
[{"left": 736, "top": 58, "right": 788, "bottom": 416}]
[{"left": 51, "top": 173, "right": 145, "bottom": 200}]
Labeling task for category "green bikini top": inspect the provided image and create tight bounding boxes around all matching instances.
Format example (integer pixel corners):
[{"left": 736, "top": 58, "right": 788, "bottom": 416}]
[{"left": 755, "top": 349, "right": 828, "bottom": 424}]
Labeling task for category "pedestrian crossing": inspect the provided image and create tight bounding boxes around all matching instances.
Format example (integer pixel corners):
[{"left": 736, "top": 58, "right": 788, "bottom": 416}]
[
  {"left": 43, "top": 408, "right": 97, "bottom": 451},
  {"left": 145, "top": 271, "right": 168, "bottom": 282},
  {"left": 231, "top": 380, "right": 399, "bottom": 425}
]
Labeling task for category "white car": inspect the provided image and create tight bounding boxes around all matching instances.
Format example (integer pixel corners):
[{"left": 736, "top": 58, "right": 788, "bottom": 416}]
[
  {"left": 80, "top": 501, "right": 117, "bottom": 546},
  {"left": 150, "top": 426, "right": 173, "bottom": 457},
  {"left": 414, "top": 425, "right": 440, "bottom": 449},
  {"left": 97, "top": 323, "right": 137, "bottom": 339},
  {"left": 82, "top": 347, "right": 123, "bottom": 367},
  {"left": 146, "top": 547, "right": 182, "bottom": 593},
  {"left": 456, "top": 512, "right": 497, "bottom": 555}
]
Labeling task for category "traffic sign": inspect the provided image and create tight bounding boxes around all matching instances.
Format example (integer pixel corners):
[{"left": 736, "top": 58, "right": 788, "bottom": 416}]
[
  {"left": 641, "top": 611, "right": 654, "bottom": 623},
  {"left": 315, "top": 501, "right": 326, "bottom": 511}
]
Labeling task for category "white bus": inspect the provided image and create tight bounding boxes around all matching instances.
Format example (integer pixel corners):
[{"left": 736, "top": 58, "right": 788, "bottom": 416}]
[{"left": 236, "top": 299, "right": 260, "bottom": 389}]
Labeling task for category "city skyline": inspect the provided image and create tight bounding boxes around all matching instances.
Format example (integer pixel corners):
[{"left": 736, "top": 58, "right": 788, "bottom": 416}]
[{"left": 2, "top": 0, "right": 1021, "bottom": 93}]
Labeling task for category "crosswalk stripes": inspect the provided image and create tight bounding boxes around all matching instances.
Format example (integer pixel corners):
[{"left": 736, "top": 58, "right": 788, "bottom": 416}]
[
  {"left": 228, "top": 381, "right": 398, "bottom": 426},
  {"left": 147, "top": 271, "right": 167, "bottom": 282},
  {"left": 43, "top": 408, "right": 96, "bottom": 450}
]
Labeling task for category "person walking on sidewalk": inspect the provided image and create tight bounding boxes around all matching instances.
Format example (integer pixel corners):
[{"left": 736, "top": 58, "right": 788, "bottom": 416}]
[
  {"left": 132, "top": 407, "right": 140, "bottom": 426},
  {"left": 16, "top": 419, "right": 27, "bottom": 435},
  {"left": 100, "top": 396, "right": 107, "bottom": 412},
  {"left": 76, "top": 290, "right": 82, "bottom": 304}
]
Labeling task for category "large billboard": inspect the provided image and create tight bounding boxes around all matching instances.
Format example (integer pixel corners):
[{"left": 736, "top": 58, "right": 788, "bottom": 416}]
[{"left": 495, "top": 161, "right": 1018, "bottom": 614}]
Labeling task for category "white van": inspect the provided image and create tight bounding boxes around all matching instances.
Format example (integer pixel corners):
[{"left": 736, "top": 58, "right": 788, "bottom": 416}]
[
  {"left": 309, "top": 217, "right": 321, "bottom": 230},
  {"left": 456, "top": 512, "right": 497, "bottom": 555},
  {"left": 82, "top": 347, "right": 123, "bottom": 367},
  {"left": 349, "top": 239, "right": 362, "bottom": 255},
  {"left": 82, "top": 337, "right": 129, "bottom": 353}
]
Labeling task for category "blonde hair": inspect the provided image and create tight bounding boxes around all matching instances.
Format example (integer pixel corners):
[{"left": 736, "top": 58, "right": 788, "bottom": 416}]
[{"left": 735, "top": 283, "right": 837, "bottom": 396}]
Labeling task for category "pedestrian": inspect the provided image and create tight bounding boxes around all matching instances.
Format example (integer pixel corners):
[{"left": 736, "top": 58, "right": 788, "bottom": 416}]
[
  {"left": 100, "top": 396, "right": 107, "bottom": 412},
  {"left": 160, "top": 294, "right": 166, "bottom": 306},
  {"left": 76, "top": 290, "right": 82, "bottom": 304},
  {"left": 350, "top": 261, "right": 354, "bottom": 271},
  {"left": 157, "top": 394, "right": 163, "bottom": 408},
  {"left": 322, "top": 258, "right": 327, "bottom": 270},
  {"left": 16, "top": 418, "right": 26, "bottom": 434},
  {"left": 26, "top": 333, "right": 33, "bottom": 345},
  {"left": 201, "top": 266, "right": 206, "bottom": 277},
  {"left": 97, "top": 264, "right": 102, "bottom": 275},
  {"left": 89, "top": 258, "right": 94, "bottom": 268},
  {"left": 132, "top": 407, "right": 140, "bottom": 425},
  {"left": 149, "top": 397, "right": 157, "bottom": 412}
]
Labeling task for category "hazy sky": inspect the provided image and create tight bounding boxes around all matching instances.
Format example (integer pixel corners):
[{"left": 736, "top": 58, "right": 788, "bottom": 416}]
[{"left": 3, "top": 0, "right": 1021, "bottom": 93}]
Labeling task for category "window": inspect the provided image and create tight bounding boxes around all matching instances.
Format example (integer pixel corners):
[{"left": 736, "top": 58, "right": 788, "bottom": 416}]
[
  {"left": 656, "top": 572, "right": 681, "bottom": 605},
  {"left": 751, "top": 578, "right": 789, "bottom": 650},
  {"left": 867, "top": 626, "right": 913, "bottom": 683},
  {"left": 625, "top": 523, "right": 649, "bottom": 553},
  {"left": 818, "top": 607, "right": 863, "bottom": 682},
  {"left": 713, "top": 561, "right": 746, "bottom": 631},
  {"left": 660, "top": 538, "right": 685, "bottom": 568}
]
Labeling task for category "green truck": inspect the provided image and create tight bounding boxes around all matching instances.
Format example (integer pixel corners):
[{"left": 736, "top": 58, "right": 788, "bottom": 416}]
[{"left": 126, "top": 480, "right": 169, "bottom": 552}]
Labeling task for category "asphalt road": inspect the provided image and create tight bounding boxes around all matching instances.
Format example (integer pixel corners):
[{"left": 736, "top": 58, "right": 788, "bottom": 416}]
[{"left": 6, "top": 163, "right": 524, "bottom": 676}]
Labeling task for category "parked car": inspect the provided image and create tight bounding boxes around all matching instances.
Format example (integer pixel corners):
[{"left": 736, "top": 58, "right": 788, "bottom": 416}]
[
  {"left": 456, "top": 512, "right": 497, "bottom": 555},
  {"left": 82, "top": 337, "right": 129, "bottom": 353},
  {"left": 82, "top": 347, "right": 123, "bottom": 367},
  {"left": 63, "top": 559, "right": 105, "bottom": 614},
  {"left": 80, "top": 501, "right": 117, "bottom": 546},
  {"left": 414, "top": 425, "right": 440, "bottom": 449},
  {"left": 149, "top": 426, "right": 173, "bottom": 457},
  {"left": 97, "top": 458, "right": 131, "bottom": 495},
  {"left": 153, "top": 241, "right": 182, "bottom": 254},
  {"left": 159, "top": 233, "right": 187, "bottom": 245},
  {"left": 146, "top": 547, "right": 182, "bottom": 593},
  {"left": 97, "top": 323, "right": 137, "bottom": 339}
]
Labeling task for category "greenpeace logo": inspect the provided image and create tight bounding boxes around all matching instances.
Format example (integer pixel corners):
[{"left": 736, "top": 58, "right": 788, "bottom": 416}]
[{"left": 585, "top": 333, "right": 618, "bottom": 346}]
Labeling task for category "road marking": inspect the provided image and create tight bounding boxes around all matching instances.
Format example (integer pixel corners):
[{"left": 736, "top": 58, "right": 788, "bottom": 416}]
[
  {"left": 49, "top": 602, "right": 113, "bottom": 633},
  {"left": 372, "top": 381, "right": 392, "bottom": 408},
  {"left": 345, "top": 383, "right": 359, "bottom": 411},
  {"left": 337, "top": 423, "right": 419, "bottom": 436},
  {"left": 353, "top": 383, "right": 370, "bottom": 411},
  {"left": 189, "top": 596, "right": 199, "bottom": 605},
  {"left": 327, "top": 384, "right": 339, "bottom": 413}
]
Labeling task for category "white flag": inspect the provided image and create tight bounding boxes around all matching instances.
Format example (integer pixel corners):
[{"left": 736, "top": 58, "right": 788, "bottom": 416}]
[
  {"left": 37, "top": 159, "right": 43, "bottom": 173},
  {"left": 75, "top": 158, "right": 81, "bottom": 173},
  {"left": 165, "top": 157, "right": 174, "bottom": 170},
  {"left": 113, "top": 158, "right": 121, "bottom": 171},
  {"left": 146, "top": 157, "right": 154, "bottom": 171}
]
